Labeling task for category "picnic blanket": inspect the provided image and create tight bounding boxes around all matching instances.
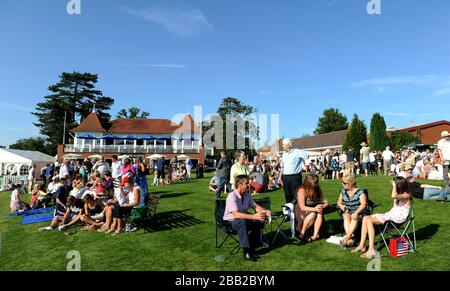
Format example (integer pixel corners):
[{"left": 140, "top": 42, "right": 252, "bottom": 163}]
[
  {"left": 6, "top": 207, "right": 55, "bottom": 217},
  {"left": 22, "top": 213, "right": 54, "bottom": 225}
]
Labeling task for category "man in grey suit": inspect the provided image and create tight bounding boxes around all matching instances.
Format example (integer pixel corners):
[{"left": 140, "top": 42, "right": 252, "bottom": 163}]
[{"left": 215, "top": 150, "right": 232, "bottom": 198}]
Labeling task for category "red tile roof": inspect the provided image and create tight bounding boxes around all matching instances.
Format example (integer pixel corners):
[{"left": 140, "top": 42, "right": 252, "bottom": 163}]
[
  {"left": 397, "top": 120, "right": 450, "bottom": 132},
  {"left": 72, "top": 112, "right": 106, "bottom": 133},
  {"left": 71, "top": 112, "right": 200, "bottom": 135}
]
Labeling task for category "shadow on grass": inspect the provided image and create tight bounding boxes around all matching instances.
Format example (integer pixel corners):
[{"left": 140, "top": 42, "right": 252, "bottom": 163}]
[
  {"left": 158, "top": 192, "right": 195, "bottom": 199},
  {"left": 415, "top": 224, "right": 440, "bottom": 241},
  {"left": 140, "top": 209, "right": 205, "bottom": 233}
]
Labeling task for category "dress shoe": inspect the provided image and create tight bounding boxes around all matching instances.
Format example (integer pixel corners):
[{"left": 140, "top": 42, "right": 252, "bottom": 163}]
[{"left": 244, "top": 252, "right": 258, "bottom": 262}]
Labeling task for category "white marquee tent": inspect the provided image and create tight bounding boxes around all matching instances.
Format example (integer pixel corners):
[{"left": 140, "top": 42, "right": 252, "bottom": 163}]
[{"left": 0, "top": 148, "right": 55, "bottom": 187}]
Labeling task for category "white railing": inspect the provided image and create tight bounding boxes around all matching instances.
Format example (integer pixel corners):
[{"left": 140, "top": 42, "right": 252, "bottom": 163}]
[
  {"left": 64, "top": 144, "right": 202, "bottom": 154},
  {"left": 0, "top": 175, "right": 28, "bottom": 189}
]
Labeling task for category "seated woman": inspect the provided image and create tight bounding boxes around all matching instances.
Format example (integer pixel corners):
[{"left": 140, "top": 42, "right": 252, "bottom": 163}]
[
  {"left": 406, "top": 176, "right": 449, "bottom": 201},
  {"left": 108, "top": 177, "right": 145, "bottom": 235},
  {"left": 352, "top": 177, "right": 412, "bottom": 258},
  {"left": 39, "top": 196, "right": 84, "bottom": 231},
  {"left": 209, "top": 175, "right": 219, "bottom": 192},
  {"left": 296, "top": 174, "right": 329, "bottom": 243},
  {"left": 30, "top": 184, "right": 50, "bottom": 209},
  {"left": 80, "top": 194, "right": 105, "bottom": 230},
  {"left": 336, "top": 173, "right": 368, "bottom": 247},
  {"left": 10, "top": 186, "right": 29, "bottom": 212}
]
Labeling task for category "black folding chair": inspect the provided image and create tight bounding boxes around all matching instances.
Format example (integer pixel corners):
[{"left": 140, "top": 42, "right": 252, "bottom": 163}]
[
  {"left": 377, "top": 208, "right": 417, "bottom": 254},
  {"left": 215, "top": 199, "right": 241, "bottom": 254}
]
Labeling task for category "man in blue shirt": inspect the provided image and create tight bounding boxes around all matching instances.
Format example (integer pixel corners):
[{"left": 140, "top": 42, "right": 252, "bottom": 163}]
[{"left": 277, "top": 138, "right": 309, "bottom": 204}]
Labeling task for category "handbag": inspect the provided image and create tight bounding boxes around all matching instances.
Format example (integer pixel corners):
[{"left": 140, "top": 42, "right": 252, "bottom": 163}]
[{"left": 389, "top": 237, "right": 409, "bottom": 258}]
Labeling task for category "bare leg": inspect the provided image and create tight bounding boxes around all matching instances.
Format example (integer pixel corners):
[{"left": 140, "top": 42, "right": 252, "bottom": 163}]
[
  {"left": 50, "top": 216, "right": 64, "bottom": 228},
  {"left": 342, "top": 213, "right": 351, "bottom": 236},
  {"left": 312, "top": 213, "right": 323, "bottom": 239},
  {"left": 301, "top": 213, "right": 317, "bottom": 237},
  {"left": 366, "top": 217, "right": 382, "bottom": 253},
  {"left": 353, "top": 216, "right": 369, "bottom": 252}
]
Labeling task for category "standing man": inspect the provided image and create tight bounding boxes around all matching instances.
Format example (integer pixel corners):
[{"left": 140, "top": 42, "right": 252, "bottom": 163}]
[
  {"left": 346, "top": 147, "right": 356, "bottom": 174},
  {"left": 215, "top": 150, "right": 232, "bottom": 198},
  {"left": 382, "top": 146, "right": 395, "bottom": 176},
  {"left": 156, "top": 156, "right": 166, "bottom": 185},
  {"left": 223, "top": 175, "right": 272, "bottom": 262},
  {"left": 438, "top": 131, "right": 450, "bottom": 188},
  {"left": 111, "top": 155, "right": 122, "bottom": 182},
  {"left": 277, "top": 138, "right": 309, "bottom": 204},
  {"left": 360, "top": 142, "right": 371, "bottom": 177},
  {"left": 28, "top": 164, "right": 36, "bottom": 192}
]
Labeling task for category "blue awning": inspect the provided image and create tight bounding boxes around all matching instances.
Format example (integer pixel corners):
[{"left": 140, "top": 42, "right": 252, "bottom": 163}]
[
  {"left": 140, "top": 135, "right": 157, "bottom": 140},
  {"left": 124, "top": 135, "right": 137, "bottom": 140},
  {"left": 101, "top": 134, "right": 119, "bottom": 139},
  {"left": 78, "top": 134, "right": 97, "bottom": 140},
  {"left": 157, "top": 135, "right": 172, "bottom": 140}
]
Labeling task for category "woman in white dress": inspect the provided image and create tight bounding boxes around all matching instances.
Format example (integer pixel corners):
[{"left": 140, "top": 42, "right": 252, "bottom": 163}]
[{"left": 352, "top": 177, "right": 412, "bottom": 258}]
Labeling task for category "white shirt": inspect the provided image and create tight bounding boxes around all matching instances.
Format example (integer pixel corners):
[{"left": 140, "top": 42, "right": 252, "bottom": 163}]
[
  {"left": 111, "top": 161, "right": 122, "bottom": 179},
  {"left": 438, "top": 138, "right": 450, "bottom": 163},
  {"left": 369, "top": 152, "right": 376, "bottom": 163},
  {"left": 28, "top": 167, "right": 35, "bottom": 180},
  {"left": 360, "top": 147, "right": 371, "bottom": 163},
  {"left": 382, "top": 150, "right": 394, "bottom": 160},
  {"left": 339, "top": 153, "right": 347, "bottom": 163},
  {"left": 59, "top": 165, "right": 69, "bottom": 179},
  {"left": 281, "top": 148, "right": 309, "bottom": 175}
]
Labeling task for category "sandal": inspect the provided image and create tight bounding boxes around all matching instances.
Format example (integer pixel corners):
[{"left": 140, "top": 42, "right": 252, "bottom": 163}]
[
  {"left": 351, "top": 247, "right": 366, "bottom": 254},
  {"left": 340, "top": 237, "right": 349, "bottom": 246},
  {"left": 360, "top": 250, "right": 379, "bottom": 259},
  {"left": 308, "top": 236, "right": 319, "bottom": 243}
]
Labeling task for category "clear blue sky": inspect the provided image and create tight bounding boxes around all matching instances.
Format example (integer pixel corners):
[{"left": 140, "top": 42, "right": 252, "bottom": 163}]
[{"left": 1, "top": 0, "right": 450, "bottom": 147}]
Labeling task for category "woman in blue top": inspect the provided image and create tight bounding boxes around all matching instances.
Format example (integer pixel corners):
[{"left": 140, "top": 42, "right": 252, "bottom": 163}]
[{"left": 337, "top": 173, "right": 368, "bottom": 247}]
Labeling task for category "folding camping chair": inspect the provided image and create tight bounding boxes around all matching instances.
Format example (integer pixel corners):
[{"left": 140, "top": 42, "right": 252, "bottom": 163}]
[
  {"left": 215, "top": 199, "right": 241, "bottom": 254},
  {"left": 129, "top": 193, "right": 160, "bottom": 232},
  {"left": 268, "top": 203, "right": 294, "bottom": 245},
  {"left": 377, "top": 208, "right": 417, "bottom": 254}
]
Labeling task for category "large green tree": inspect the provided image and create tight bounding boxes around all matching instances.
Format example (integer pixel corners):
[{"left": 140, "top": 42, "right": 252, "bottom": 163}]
[
  {"left": 369, "top": 113, "right": 390, "bottom": 151},
  {"left": 390, "top": 132, "right": 420, "bottom": 151},
  {"left": 314, "top": 108, "right": 349, "bottom": 135},
  {"left": 116, "top": 107, "right": 150, "bottom": 119},
  {"left": 9, "top": 137, "right": 53, "bottom": 156},
  {"left": 343, "top": 114, "right": 368, "bottom": 158},
  {"left": 33, "top": 72, "right": 114, "bottom": 154},
  {"left": 203, "top": 97, "right": 258, "bottom": 157}
]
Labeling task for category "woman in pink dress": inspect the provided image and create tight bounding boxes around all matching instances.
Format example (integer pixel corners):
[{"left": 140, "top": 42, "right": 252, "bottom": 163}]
[{"left": 352, "top": 177, "right": 412, "bottom": 258}]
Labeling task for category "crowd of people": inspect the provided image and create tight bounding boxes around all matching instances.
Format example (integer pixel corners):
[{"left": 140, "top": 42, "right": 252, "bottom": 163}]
[
  {"left": 9, "top": 155, "right": 159, "bottom": 235},
  {"left": 221, "top": 136, "right": 448, "bottom": 262}
]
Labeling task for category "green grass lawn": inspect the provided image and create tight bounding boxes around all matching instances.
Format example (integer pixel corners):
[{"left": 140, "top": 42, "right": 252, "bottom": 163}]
[{"left": 0, "top": 174, "right": 449, "bottom": 271}]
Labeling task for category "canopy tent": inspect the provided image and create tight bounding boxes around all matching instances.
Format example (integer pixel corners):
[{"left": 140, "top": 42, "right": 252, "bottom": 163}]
[
  {"left": 146, "top": 154, "right": 165, "bottom": 160},
  {"left": 123, "top": 135, "right": 137, "bottom": 140},
  {"left": 177, "top": 154, "right": 191, "bottom": 160},
  {"left": 78, "top": 134, "right": 97, "bottom": 139},
  {"left": 0, "top": 148, "right": 55, "bottom": 187},
  {"left": 88, "top": 154, "right": 103, "bottom": 160},
  {"left": 62, "top": 154, "right": 82, "bottom": 160}
]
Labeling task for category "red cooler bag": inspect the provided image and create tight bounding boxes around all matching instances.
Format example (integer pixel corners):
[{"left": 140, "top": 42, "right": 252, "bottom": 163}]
[{"left": 389, "top": 237, "right": 409, "bottom": 258}]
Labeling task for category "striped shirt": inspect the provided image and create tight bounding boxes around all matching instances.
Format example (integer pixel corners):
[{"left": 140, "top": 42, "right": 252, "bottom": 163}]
[
  {"left": 281, "top": 149, "right": 309, "bottom": 175},
  {"left": 341, "top": 188, "right": 366, "bottom": 213}
]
